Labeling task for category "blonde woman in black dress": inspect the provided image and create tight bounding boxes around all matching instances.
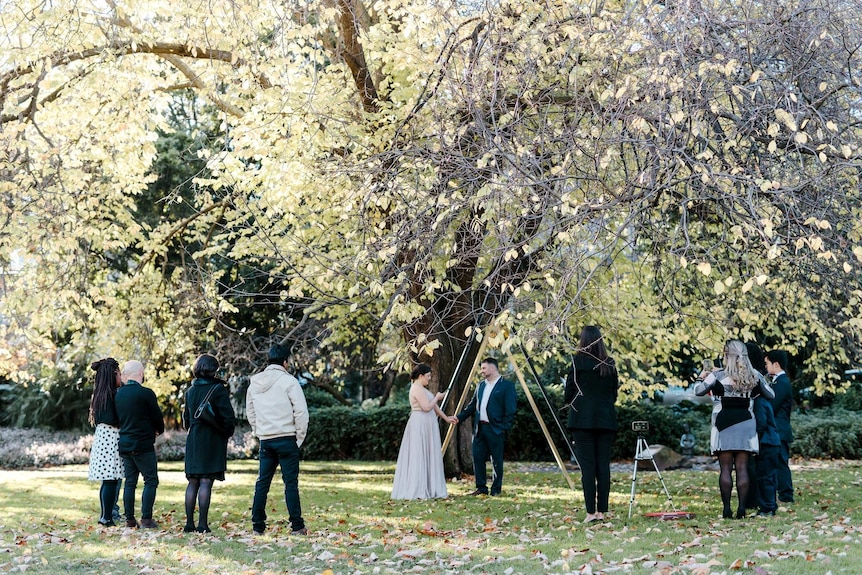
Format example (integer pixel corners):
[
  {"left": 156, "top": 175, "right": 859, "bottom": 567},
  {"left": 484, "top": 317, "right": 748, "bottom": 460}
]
[{"left": 695, "top": 340, "right": 773, "bottom": 518}]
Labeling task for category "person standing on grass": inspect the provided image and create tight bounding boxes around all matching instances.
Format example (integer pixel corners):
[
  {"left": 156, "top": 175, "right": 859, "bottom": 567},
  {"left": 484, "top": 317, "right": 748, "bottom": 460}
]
[
  {"left": 695, "top": 340, "right": 773, "bottom": 519},
  {"left": 87, "top": 357, "right": 124, "bottom": 527},
  {"left": 765, "top": 349, "right": 795, "bottom": 504},
  {"left": 753, "top": 393, "right": 781, "bottom": 517},
  {"left": 453, "top": 357, "right": 518, "bottom": 497},
  {"left": 565, "top": 326, "right": 619, "bottom": 524},
  {"left": 391, "top": 364, "right": 456, "bottom": 500},
  {"left": 247, "top": 344, "right": 309, "bottom": 536},
  {"left": 116, "top": 360, "right": 164, "bottom": 529},
  {"left": 182, "top": 353, "right": 236, "bottom": 533}
]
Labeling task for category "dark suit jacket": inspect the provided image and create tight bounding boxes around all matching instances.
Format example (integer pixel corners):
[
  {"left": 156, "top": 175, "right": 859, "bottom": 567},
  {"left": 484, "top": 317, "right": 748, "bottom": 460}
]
[
  {"left": 116, "top": 381, "right": 165, "bottom": 455},
  {"left": 770, "top": 373, "right": 794, "bottom": 443},
  {"left": 565, "top": 355, "right": 619, "bottom": 431},
  {"left": 457, "top": 377, "right": 517, "bottom": 436},
  {"left": 754, "top": 395, "right": 781, "bottom": 446}
]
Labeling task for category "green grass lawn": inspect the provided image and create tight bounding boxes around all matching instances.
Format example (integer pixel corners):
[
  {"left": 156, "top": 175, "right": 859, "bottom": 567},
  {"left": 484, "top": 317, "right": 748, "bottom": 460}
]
[{"left": 1, "top": 459, "right": 860, "bottom": 574}]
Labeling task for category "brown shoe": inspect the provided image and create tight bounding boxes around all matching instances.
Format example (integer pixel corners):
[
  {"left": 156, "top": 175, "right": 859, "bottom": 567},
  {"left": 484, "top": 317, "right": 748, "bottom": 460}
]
[
  {"left": 125, "top": 518, "right": 139, "bottom": 528},
  {"left": 290, "top": 527, "right": 309, "bottom": 535},
  {"left": 139, "top": 518, "right": 159, "bottom": 529},
  {"left": 469, "top": 489, "right": 488, "bottom": 496}
]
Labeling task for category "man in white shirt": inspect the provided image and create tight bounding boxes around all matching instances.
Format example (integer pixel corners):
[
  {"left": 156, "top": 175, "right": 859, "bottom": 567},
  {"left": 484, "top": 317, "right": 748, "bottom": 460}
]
[{"left": 454, "top": 358, "right": 518, "bottom": 496}]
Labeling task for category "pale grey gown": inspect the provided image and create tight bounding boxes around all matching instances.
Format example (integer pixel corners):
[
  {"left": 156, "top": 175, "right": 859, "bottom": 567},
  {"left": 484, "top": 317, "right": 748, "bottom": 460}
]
[{"left": 391, "top": 385, "right": 448, "bottom": 499}]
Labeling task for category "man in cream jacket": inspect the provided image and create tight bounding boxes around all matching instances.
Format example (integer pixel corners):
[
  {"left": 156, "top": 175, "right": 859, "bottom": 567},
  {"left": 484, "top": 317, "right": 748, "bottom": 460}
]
[{"left": 247, "top": 344, "right": 309, "bottom": 536}]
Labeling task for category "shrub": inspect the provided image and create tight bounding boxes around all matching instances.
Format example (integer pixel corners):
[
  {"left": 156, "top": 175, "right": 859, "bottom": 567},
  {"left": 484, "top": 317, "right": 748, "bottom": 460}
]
[
  {"left": 0, "top": 426, "right": 258, "bottom": 469},
  {"left": 791, "top": 408, "right": 862, "bottom": 458},
  {"left": 302, "top": 405, "right": 409, "bottom": 460},
  {"left": 0, "top": 427, "right": 92, "bottom": 469},
  {"left": 0, "top": 372, "right": 92, "bottom": 431}
]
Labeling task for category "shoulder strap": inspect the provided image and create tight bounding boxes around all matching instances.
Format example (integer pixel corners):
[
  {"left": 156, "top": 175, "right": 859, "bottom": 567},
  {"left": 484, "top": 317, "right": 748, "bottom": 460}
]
[{"left": 194, "top": 384, "right": 219, "bottom": 418}]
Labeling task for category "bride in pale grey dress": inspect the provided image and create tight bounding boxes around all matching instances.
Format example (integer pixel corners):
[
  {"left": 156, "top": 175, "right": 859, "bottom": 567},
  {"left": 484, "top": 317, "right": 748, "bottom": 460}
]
[{"left": 391, "top": 364, "right": 456, "bottom": 500}]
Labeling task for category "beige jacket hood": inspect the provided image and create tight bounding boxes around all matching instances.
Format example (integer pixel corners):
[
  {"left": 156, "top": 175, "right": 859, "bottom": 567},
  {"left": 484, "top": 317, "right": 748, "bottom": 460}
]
[{"left": 246, "top": 364, "right": 309, "bottom": 446}]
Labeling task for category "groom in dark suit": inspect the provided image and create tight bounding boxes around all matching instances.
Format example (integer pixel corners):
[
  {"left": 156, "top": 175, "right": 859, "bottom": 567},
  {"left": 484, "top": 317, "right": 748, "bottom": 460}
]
[{"left": 454, "top": 357, "right": 518, "bottom": 496}]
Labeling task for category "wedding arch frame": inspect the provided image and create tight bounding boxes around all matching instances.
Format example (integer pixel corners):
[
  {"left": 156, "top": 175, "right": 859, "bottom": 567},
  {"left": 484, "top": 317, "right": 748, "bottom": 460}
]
[{"left": 440, "top": 320, "right": 578, "bottom": 490}]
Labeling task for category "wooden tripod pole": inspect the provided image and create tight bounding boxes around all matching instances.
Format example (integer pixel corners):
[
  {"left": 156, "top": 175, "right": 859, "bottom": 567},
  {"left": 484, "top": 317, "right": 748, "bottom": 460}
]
[
  {"left": 441, "top": 330, "right": 491, "bottom": 455},
  {"left": 507, "top": 349, "right": 576, "bottom": 490}
]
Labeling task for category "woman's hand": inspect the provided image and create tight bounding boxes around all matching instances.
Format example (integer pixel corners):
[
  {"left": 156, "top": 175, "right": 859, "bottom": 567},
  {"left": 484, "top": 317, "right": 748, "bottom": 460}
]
[{"left": 435, "top": 391, "right": 445, "bottom": 403}]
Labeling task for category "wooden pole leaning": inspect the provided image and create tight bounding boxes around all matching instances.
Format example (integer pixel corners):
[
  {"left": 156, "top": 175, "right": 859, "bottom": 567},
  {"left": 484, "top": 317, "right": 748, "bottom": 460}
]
[
  {"left": 441, "top": 332, "right": 491, "bottom": 455},
  {"left": 507, "top": 350, "right": 576, "bottom": 491}
]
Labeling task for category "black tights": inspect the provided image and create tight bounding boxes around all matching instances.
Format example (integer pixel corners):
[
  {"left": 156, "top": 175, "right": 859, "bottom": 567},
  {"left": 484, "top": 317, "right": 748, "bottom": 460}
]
[
  {"left": 99, "top": 480, "right": 119, "bottom": 523},
  {"left": 718, "top": 451, "right": 750, "bottom": 518},
  {"left": 185, "top": 478, "right": 214, "bottom": 532}
]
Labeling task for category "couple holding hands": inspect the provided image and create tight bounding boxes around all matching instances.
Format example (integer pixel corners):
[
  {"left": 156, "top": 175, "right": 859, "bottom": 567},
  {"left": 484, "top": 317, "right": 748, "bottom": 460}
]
[{"left": 390, "top": 358, "right": 517, "bottom": 500}]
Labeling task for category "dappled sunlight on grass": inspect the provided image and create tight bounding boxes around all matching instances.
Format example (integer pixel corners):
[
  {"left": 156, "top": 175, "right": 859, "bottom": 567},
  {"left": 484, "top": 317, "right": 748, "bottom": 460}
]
[{"left": 1, "top": 460, "right": 861, "bottom": 574}]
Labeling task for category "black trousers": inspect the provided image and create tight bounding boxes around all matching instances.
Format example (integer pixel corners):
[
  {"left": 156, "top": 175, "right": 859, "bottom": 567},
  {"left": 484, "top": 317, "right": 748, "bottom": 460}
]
[
  {"left": 473, "top": 423, "right": 506, "bottom": 495},
  {"left": 572, "top": 429, "right": 616, "bottom": 514},
  {"left": 756, "top": 443, "right": 780, "bottom": 512}
]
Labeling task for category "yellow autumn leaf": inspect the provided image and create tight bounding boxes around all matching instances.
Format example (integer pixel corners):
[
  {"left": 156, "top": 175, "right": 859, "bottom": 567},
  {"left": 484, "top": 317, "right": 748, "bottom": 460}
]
[{"left": 774, "top": 108, "right": 797, "bottom": 131}]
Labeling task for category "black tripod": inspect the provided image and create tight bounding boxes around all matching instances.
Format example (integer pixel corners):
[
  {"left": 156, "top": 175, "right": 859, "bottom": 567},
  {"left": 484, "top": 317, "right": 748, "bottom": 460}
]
[{"left": 627, "top": 424, "right": 676, "bottom": 521}]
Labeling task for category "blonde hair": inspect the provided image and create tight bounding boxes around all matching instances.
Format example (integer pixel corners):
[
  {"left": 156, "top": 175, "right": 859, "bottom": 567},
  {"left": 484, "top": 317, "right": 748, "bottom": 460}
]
[{"left": 722, "top": 340, "right": 759, "bottom": 393}]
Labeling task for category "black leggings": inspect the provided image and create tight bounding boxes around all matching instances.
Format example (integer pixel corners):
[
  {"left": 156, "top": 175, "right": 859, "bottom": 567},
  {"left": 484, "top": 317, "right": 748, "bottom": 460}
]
[
  {"left": 185, "top": 478, "right": 214, "bottom": 530},
  {"left": 718, "top": 451, "right": 751, "bottom": 518},
  {"left": 99, "top": 480, "right": 119, "bottom": 523}
]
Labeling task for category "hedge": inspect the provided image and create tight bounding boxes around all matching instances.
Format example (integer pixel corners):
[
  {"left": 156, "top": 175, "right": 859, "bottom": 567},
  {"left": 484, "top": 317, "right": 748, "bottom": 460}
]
[
  {"left": 299, "top": 387, "right": 713, "bottom": 462},
  {"left": 1, "top": 402, "right": 858, "bottom": 469}
]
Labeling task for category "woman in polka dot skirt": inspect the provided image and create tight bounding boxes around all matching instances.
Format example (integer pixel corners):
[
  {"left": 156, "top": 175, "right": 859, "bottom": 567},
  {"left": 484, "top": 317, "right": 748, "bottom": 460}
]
[{"left": 88, "top": 357, "right": 125, "bottom": 527}]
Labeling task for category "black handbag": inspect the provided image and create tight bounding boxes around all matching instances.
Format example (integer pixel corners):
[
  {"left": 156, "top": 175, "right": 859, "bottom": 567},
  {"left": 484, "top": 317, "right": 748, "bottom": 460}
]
[{"left": 194, "top": 385, "right": 225, "bottom": 433}]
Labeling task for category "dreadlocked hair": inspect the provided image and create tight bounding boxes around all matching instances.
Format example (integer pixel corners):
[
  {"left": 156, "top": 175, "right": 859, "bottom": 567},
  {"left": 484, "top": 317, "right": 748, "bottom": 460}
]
[{"left": 89, "top": 357, "right": 120, "bottom": 426}]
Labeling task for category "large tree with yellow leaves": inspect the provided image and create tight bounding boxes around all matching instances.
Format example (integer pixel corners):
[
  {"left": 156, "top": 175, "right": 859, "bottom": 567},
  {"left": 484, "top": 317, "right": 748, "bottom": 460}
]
[{"left": 2, "top": 0, "right": 861, "bottom": 471}]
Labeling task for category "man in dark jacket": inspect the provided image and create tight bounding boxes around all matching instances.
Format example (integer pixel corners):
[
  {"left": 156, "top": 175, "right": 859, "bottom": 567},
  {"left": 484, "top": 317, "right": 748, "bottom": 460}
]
[
  {"left": 116, "top": 360, "right": 164, "bottom": 529},
  {"left": 753, "top": 394, "right": 781, "bottom": 517},
  {"left": 454, "top": 357, "right": 518, "bottom": 496},
  {"left": 765, "top": 350, "right": 794, "bottom": 503}
]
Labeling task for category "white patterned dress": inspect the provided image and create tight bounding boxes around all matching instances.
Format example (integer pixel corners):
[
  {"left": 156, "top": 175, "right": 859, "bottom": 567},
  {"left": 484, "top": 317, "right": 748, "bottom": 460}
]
[{"left": 88, "top": 423, "right": 125, "bottom": 481}]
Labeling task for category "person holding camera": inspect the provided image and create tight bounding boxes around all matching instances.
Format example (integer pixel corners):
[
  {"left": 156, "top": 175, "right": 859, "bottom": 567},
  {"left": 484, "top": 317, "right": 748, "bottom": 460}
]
[
  {"left": 695, "top": 340, "right": 773, "bottom": 519},
  {"left": 565, "top": 326, "right": 619, "bottom": 523}
]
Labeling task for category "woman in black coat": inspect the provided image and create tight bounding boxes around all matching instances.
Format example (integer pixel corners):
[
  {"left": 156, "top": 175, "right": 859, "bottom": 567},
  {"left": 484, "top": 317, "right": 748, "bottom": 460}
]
[
  {"left": 183, "top": 354, "right": 236, "bottom": 533},
  {"left": 565, "top": 326, "right": 619, "bottom": 523}
]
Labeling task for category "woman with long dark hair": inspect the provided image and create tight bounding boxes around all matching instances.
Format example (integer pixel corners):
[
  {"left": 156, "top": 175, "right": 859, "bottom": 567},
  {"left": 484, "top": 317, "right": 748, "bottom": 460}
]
[
  {"left": 87, "top": 357, "right": 124, "bottom": 527},
  {"left": 182, "top": 353, "right": 236, "bottom": 533},
  {"left": 695, "top": 339, "right": 773, "bottom": 518},
  {"left": 565, "top": 326, "right": 619, "bottom": 523},
  {"left": 391, "top": 363, "right": 456, "bottom": 499}
]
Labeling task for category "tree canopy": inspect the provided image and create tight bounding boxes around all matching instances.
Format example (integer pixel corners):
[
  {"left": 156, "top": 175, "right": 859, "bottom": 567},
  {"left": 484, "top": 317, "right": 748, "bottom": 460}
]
[{"left": 2, "top": 0, "right": 862, "bottom": 452}]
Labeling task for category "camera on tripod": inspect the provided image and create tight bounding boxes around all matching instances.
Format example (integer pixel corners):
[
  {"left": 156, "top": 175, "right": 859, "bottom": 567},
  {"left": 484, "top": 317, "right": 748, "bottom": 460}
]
[{"left": 631, "top": 420, "right": 649, "bottom": 433}]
